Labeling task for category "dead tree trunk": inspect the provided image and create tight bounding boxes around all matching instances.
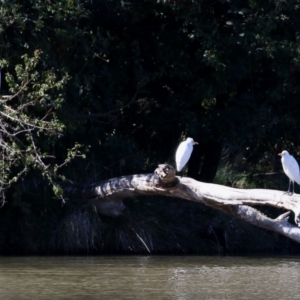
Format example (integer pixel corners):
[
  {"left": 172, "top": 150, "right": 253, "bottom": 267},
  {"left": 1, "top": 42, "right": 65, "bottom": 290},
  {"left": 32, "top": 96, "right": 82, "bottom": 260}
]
[{"left": 63, "top": 164, "right": 300, "bottom": 244}]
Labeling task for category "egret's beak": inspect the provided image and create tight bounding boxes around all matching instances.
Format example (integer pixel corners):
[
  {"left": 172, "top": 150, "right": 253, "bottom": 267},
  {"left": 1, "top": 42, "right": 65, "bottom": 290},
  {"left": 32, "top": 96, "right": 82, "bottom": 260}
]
[
  {"left": 278, "top": 152, "right": 283, "bottom": 156},
  {"left": 193, "top": 142, "right": 199, "bottom": 145}
]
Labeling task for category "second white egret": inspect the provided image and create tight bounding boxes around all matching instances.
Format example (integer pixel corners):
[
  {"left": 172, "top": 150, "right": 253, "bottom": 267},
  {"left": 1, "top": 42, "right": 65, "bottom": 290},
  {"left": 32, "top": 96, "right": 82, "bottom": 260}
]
[
  {"left": 175, "top": 137, "right": 198, "bottom": 172},
  {"left": 278, "top": 150, "right": 300, "bottom": 195}
]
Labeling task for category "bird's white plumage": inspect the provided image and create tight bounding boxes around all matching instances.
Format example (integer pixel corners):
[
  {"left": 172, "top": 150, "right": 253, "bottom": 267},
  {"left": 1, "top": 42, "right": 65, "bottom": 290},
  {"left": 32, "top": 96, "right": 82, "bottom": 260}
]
[
  {"left": 279, "top": 150, "right": 300, "bottom": 194},
  {"left": 175, "top": 137, "right": 197, "bottom": 172},
  {"left": 280, "top": 150, "right": 300, "bottom": 184}
]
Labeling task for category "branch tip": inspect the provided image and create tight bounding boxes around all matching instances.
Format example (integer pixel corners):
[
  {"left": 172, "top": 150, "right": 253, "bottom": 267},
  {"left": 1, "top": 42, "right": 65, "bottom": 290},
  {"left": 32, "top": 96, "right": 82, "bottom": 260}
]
[{"left": 276, "top": 211, "right": 290, "bottom": 221}]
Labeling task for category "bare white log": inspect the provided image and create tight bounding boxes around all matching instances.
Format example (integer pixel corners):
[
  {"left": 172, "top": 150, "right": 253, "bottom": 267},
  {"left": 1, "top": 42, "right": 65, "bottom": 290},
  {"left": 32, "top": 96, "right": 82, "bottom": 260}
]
[{"left": 64, "top": 164, "right": 300, "bottom": 244}]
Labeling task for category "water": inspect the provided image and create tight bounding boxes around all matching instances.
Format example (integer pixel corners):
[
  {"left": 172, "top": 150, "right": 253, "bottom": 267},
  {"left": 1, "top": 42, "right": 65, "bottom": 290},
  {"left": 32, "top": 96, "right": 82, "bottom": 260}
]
[{"left": 0, "top": 256, "right": 300, "bottom": 299}]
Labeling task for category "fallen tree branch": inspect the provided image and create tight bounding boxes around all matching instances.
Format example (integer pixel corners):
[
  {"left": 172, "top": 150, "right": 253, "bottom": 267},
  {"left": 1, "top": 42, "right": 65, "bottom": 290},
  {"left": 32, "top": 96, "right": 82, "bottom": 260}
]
[{"left": 63, "top": 164, "right": 300, "bottom": 244}]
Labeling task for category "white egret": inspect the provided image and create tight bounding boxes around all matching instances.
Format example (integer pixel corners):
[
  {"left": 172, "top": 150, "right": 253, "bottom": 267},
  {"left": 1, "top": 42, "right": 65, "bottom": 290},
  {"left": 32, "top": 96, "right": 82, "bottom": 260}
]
[
  {"left": 175, "top": 137, "right": 198, "bottom": 172},
  {"left": 278, "top": 150, "right": 300, "bottom": 194}
]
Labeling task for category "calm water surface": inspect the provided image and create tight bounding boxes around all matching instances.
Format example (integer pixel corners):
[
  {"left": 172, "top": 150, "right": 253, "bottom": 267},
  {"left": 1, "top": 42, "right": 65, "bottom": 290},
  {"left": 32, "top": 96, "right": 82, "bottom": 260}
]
[{"left": 0, "top": 255, "right": 300, "bottom": 299}]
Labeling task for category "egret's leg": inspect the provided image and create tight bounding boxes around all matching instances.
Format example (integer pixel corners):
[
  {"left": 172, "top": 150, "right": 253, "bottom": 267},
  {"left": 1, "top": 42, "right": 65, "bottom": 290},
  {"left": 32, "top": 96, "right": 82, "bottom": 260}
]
[
  {"left": 180, "top": 170, "right": 186, "bottom": 177},
  {"left": 287, "top": 180, "right": 295, "bottom": 195},
  {"left": 176, "top": 170, "right": 183, "bottom": 177},
  {"left": 284, "top": 180, "right": 295, "bottom": 195},
  {"left": 288, "top": 179, "right": 291, "bottom": 193},
  {"left": 292, "top": 181, "right": 295, "bottom": 194}
]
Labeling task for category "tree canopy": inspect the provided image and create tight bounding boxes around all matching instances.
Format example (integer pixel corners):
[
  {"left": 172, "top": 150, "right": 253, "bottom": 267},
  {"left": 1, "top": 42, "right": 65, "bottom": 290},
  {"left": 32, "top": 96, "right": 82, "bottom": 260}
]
[{"left": 1, "top": 0, "right": 300, "bottom": 254}]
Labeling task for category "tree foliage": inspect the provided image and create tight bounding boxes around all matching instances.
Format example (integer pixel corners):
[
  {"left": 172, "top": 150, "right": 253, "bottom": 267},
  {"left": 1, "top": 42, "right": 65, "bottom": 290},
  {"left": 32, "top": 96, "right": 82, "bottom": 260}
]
[{"left": 1, "top": 0, "right": 300, "bottom": 254}]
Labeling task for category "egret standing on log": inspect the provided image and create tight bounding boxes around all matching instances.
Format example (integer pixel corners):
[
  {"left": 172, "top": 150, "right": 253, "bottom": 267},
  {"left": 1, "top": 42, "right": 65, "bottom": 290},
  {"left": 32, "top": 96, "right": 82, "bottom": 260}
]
[
  {"left": 278, "top": 150, "right": 300, "bottom": 195},
  {"left": 175, "top": 137, "right": 198, "bottom": 172}
]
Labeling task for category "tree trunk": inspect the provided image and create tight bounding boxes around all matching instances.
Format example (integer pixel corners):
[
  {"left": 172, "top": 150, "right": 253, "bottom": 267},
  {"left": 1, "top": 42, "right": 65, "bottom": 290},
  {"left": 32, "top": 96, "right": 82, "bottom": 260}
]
[
  {"left": 63, "top": 164, "right": 300, "bottom": 244},
  {"left": 188, "top": 93, "right": 227, "bottom": 182},
  {"left": 188, "top": 140, "right": 222, "bottom": 182}
]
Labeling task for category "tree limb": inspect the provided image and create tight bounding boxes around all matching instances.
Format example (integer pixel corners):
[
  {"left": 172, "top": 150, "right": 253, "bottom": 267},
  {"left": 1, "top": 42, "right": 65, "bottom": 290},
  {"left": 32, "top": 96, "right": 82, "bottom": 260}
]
[{"left": 63, "top": 164, "right": 300, "bottom": 243}]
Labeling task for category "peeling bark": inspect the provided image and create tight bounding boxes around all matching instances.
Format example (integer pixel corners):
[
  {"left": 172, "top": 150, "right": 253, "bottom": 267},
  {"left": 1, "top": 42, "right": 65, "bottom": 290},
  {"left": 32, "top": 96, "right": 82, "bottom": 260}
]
[{"left": 63, "top": 164, "right": 300, "bottom": 244}]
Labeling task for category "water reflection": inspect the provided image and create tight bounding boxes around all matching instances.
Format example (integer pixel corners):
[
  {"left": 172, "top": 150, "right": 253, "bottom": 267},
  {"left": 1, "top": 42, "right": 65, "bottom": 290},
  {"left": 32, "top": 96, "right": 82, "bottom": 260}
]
[{"left": 0, "top": 256, "right": 300, "bottom": 299}]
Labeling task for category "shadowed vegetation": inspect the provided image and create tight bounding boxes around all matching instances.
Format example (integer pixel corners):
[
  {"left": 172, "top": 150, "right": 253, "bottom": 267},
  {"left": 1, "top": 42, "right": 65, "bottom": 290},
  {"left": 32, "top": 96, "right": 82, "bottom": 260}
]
[{"left": 1, "top": 0, "right": 300, "bottom": 254}]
